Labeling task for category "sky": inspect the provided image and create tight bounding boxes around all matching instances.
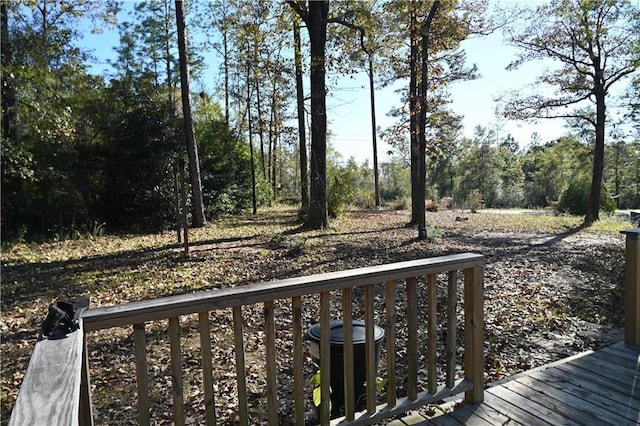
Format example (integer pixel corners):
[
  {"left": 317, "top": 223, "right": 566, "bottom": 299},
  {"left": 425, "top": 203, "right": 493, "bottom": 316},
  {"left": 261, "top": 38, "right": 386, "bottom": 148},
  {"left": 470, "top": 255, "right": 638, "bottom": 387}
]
[
  {"left": 76, "top": 1, "right": 581, "bottom": 166},
  {"left": 325, "top": 31, "right": 569, "bottom": 165}
]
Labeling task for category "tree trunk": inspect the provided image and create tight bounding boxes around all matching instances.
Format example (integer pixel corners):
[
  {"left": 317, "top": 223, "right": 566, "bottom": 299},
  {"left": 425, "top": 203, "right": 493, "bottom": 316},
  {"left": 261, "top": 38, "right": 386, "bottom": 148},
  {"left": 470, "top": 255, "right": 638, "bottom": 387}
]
[
  {"left": 175, "top": 0, "right": 207, "bottom": 227},
  {"left": 223, "top": 29, "right": 229, "bottom": 128},
  {"left": 305, "top": 1, "right": 329, "bottom": 229},
  {"left": 367, "top": 54, "right": 380, "bottom": 208},
  {"left": 417, "top": 30, "right": 428, "bottom": 240},
  {"left": 1, "top": 0, "right": 17, "bottom": 143},
  {"left": 293, "top": 19, "right": 309, "bottom": 210},
  {"left": 178, "top": 158, "right": 189, "bottom": 256},
  {"left": 613, "top": 142, "right": 621, "bottom": 207},
  {"left": 269, "top": 88, "right": 278, "bottom": 199},
  {"left": 246, "top": 61, "right": 257, "bottom": 215},
  {"left": 416, "top": 1, "right": 439, "bottom": 239},
  {"left": 288, "top": 0, "right": 329, "bottom": 229},
  {"left": 254, "top": 42, "right": 267, "bottom": 180},
  {"left": 164, "top": 0, "right": 174, "bottom": 102},
  {"left": 586, "top": 86, "right": 606, "bottom": 225},
  {"left": 409, "top": 7, "right": 420, "bottom": 227}
]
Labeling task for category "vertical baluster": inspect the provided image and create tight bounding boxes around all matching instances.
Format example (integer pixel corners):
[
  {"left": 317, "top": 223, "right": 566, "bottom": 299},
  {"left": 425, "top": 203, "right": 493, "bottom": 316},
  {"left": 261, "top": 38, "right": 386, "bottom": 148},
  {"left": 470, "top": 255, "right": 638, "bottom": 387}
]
[
  {"left": 385, "top": 280, "right": 397, "bottom": 407},
  {"left": 264, "top": 301, "right": 278, "bottom": 425},
  {"left": 427, "top": 274, "right": 437, "bottom": 394},
  {"left": 406, "top": 277, "right": 418, "bottom": 400},
  {"left": 342, "top": 288, "right": 355, "bottom": 420},
  {"left": 198, "top": 312, "right": 216, "bottom": 425},
  {"left": 319, "top": 292, "right": 331, "bottom": 424},
  {"left": 169, "top": 317, "right": 185, "bottom": 426},
  {"left": 446, "top": 271, "right": 457, "bottom": 389},
  {"left": 464, "top": 266, "right": 484, "bottom": 403},
  {"left": 233, "top": 306, "right": 249, "bottom": 426},
  {"left": 133, "top": 323, "right": 150, "bottom": 426},
  {"left": 292, "top": 296, "right": 304, "bottom": 425},
  {"left": 364, "top": 284, "right": 376, "bottom": 414}
]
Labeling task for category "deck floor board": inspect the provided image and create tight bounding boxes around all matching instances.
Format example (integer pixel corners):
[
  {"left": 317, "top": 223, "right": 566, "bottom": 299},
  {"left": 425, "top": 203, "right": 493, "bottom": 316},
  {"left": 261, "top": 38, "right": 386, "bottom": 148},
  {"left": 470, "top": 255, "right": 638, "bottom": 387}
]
[{"left": 394, "top": 342, "right": 640, "bottom": 425}]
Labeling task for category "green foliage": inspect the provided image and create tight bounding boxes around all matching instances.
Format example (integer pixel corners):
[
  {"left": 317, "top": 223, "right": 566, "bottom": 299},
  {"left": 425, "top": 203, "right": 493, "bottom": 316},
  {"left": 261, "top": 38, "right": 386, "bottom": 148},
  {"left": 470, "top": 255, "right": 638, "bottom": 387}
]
[
  {"left": 522, "top": 136, "right": 591, "bottom": 208},
  {"left": 310, "top": 369, "right": 323, "bottom": 407},
  {"left": 379, "top": 159, "right": 410, "bottom": 203},
  {"left": 327, "top": 157, "right": 376, "bottom": 218},
  {"left": 467, "top": 189, "right": 483, "bottom": 213},
  {"left": 0, "top": 1, "right": 111, "bottom": 239},
  {"left": 558, "top": 177, "right": 616, "bottom": 216},
  {"left": 604, "top": 141, "right": 640, "bottom": 209},
  {"left": 393, "top": 196, "right": 409, "bottom": 211},
  {"left": 255, "top": 178, "right": 275, "bottom": 208},
  {"left": 94, "top": 76, "right": 179, "bottom": 231},
  {"left": 454, "top": 128, "right": 502, "bottom": 207},
  {"left": 328, "top": 171, "right": 353, "bottom": 219},
  {"left": 558, "top": 178, "right": 589, "bottom": 215},
  {"left": 196, "top": 103, "right": 253, "bottom": 218}
]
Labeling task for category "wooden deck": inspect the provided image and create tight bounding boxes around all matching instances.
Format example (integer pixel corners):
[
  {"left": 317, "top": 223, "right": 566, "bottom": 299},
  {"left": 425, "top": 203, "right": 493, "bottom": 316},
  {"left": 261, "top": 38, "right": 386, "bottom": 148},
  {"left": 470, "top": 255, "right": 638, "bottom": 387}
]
[{"left": 390, "top": 342, "right": 640, "bottom": 426}]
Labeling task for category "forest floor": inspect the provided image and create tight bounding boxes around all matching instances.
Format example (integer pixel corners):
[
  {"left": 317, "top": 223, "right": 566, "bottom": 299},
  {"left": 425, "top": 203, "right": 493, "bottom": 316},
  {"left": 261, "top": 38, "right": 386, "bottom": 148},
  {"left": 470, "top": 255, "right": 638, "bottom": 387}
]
[{"left": 1, "top": 207, "right": 634, "bottom": 424}]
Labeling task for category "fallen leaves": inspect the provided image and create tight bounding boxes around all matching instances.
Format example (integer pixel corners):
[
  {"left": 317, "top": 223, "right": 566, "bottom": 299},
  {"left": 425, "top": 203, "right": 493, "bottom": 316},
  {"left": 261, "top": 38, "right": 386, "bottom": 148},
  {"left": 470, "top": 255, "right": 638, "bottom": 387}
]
[{"left": 0, "top": 208, "right": 628, "bottom": 424}]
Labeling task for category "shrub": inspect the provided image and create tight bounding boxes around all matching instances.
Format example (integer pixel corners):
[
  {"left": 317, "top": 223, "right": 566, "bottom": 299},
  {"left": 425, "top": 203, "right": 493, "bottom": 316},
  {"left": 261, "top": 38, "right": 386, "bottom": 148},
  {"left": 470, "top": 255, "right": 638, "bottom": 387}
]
[
  {"left": 390, "top": 196, "right": 408, "bottom": 211},
  {"left": 467, "top": 190, "right": 483, "bottom": 213},
  {"left": 328, "top": 175, "right": 351, "bottom": 218},
  {"left": 558, "top": 177, "right": 616, "bottom": 216}
]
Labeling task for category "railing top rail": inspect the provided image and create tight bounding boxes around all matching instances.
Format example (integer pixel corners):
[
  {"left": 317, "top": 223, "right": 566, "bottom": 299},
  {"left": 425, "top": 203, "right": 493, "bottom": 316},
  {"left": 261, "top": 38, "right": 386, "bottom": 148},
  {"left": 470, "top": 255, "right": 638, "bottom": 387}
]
[
  {"left": 83, "top": 253, "right": 484, "bottom": 332},
  {"left": 621, "top": 227, "right": 640, "bottom": 235},
  {"left": 9, "top": 320, "right": 86, "bottom": 426}
]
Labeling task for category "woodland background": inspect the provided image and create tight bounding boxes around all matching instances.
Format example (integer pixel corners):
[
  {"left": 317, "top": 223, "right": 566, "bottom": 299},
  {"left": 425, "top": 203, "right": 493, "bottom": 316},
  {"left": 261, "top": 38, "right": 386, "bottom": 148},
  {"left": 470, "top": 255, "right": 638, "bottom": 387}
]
[{"left": 1, "top": 0, "right": 639, "bottom": 242}]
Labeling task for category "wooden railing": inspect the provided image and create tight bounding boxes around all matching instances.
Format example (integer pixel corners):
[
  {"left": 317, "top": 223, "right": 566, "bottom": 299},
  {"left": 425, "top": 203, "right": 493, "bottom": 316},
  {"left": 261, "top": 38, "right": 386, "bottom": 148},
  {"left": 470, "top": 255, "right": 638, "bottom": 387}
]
[
  {"left": 10, "top": 253, "right": 486, "bottom": 425},
  {"left": 8, "top": 309, "right": 92, "bottom": 426}
]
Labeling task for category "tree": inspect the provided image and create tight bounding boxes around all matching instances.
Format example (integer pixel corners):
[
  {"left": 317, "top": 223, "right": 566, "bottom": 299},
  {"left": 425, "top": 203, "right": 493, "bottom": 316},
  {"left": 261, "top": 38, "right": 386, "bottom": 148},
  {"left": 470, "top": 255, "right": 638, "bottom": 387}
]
[
  {"left": 212, "top": 2, "right": 294, "bottom": 209},
  {"left": 503, "top": 0, "right": 640, "bottom": 224},
  {"left": 293, "top": 17, "right": 309, "bottom": 210},
  {"left": 521, "top": 136, "right": 591, "bottom": 208},
  {"left": 95, "top": 76, "right": 178, "bottom": 230},
  {"left": 326, "top": 1, "right": 393, "bottom": 209},
  {"left": 605, "top": 140, "right": 640, "bottom": 208},
  {"left": 287, "top": 1, "right": 330, "bottom": 229},
  {"left": 427, "top": 114, "right": 463, "bottom": 201},
  {"left": 416, "top": 1, "right": 440, "bottom": 239},
  {"left": 175, "top": 0, "right": 207, "bottom": 227},
  {"left": 378, "top": 0, "right": 487, "bottom": 234},
  {"left": 454, "top": 126, "right": 501, "bottom": 208},
  {"left": 495, "top": 134, "right": 524, "bottom": 207},
  {"left": 1, "top": 0, "right": 118, "bottom": 237},
  {"left": 199, "top": 0, "right": 233, "bottom": 127},
  {"left": 1, "top": 1, "right": 16, "bottom": 144},
  {"left": 195, "top": 96, "right": 253, "bottom": 218}
]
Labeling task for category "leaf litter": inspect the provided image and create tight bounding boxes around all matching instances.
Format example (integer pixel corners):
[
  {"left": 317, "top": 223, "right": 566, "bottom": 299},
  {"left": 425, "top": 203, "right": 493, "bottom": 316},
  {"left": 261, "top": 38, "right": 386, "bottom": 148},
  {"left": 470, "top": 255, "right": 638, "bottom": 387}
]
[{"left": 1, "top": 208, "right": 629, "bottom": 424}]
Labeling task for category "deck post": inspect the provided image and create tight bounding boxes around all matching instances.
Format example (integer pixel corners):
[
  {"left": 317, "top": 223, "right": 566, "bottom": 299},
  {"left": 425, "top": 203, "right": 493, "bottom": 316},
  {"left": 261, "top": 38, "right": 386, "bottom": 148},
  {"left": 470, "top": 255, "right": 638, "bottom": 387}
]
[
  {"left": 622, "top": 228, "right": 640, "bottom": 346},
  {"left": 79, "top": 334, "right": 94, "bottom": 425},
  {"left": 464, "top": 266, "right": 484, "bottom": 403}
]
